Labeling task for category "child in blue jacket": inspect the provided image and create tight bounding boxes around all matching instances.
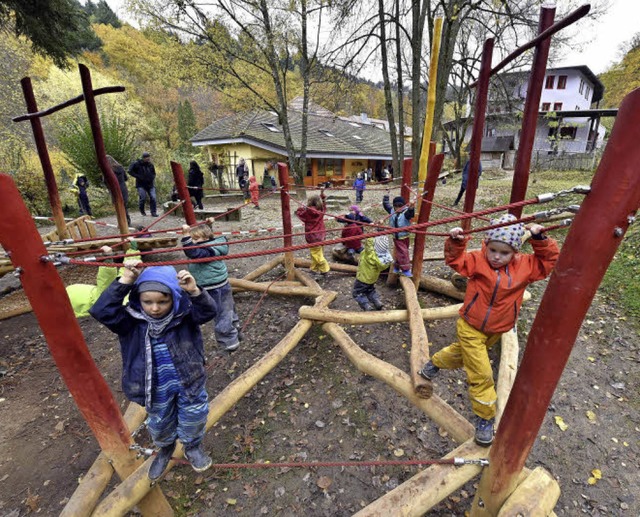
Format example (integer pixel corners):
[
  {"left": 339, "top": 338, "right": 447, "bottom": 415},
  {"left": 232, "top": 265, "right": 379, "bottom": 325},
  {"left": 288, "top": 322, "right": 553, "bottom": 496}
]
[
  {"left": 382, "top": 190, "right": 415, "bottom": 277},
  {"left": 181, "top": 220, "right": 241, "bottom": 351},
  {"left": 90, "top": 265, "right": 217, "bottom": 480},
  {"left": 353, "top": 172, "right": 366, "bottom": 202}
]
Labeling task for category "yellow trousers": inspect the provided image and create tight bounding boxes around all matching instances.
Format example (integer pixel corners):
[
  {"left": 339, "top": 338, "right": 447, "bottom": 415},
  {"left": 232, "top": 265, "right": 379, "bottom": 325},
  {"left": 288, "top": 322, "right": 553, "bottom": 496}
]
[
  {"left": 431, "top": 318, "right": 501, "bottom": 420},
  {"left": 309, "top": 246, "right": 330, "bottom": 273}
]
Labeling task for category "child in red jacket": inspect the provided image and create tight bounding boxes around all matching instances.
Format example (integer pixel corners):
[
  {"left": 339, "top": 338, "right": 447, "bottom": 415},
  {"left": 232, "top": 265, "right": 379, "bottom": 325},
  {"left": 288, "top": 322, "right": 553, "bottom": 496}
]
[
  {"left": 418, "top": 213, "right": 559, "bottom": 446},
  {"left": 296, "top": 189, "right": 330, "bottom": 278}
]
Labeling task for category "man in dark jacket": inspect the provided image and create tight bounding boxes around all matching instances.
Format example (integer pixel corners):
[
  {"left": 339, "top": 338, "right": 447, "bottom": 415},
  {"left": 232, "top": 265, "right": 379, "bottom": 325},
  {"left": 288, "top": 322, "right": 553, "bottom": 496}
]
[{"left": 128, "top": 151, "right": 158, "bottom": 217}]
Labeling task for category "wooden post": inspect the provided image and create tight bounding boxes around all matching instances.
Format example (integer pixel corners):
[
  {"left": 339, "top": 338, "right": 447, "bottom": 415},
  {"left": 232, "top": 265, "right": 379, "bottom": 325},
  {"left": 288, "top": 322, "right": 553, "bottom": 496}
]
[
  {"left": 412, "top": 152, "right": 444, "bottom": 284},
  {"left": 78, "top": 64, "right": 129, "bottom": 237},
  {"left": 462, "top": 38, "right": 494, "bottom": 231},
  {"left": 508, "top": 7, "right": 556, "bottom": 218},
  {"left": 473, "top": 88, "right": 640, "bottom": 515},
  {"left": 170, "top": 160, "right": 196, "bottom": 225},
  {"left": 278, "top": 162, "right": 295, "bottom": 279},
  {"left": 0, "top": 174, "right": 170, "bottom": 515},
  {"left": 19, "top": 77, "right": 68, "bottom": 239}
]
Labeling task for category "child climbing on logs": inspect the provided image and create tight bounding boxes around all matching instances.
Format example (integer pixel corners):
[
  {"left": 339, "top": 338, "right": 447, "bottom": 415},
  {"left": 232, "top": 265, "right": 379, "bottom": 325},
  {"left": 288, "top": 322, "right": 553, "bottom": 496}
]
[
  {"left": 66, "top": 241, "right": 140, "bottom": 318},
  {"left": 352, "top": 231, "right": 393, "bottom": 311},
  {"left": 181, "top": 220, "right": 242, "bottom": 352},
  {"left": 90, "top": 264, "right": 217, "bottom": 480},
  {"left": 248, "top": 175, "right": 260, "bottom": 209},
  {"left": 296, "top": 188, "right": 330, "bottom": 279},
  {"left": 418, "top": 214, "right": 559, "bottom": 446},
  {"left": 340, "top": 205, "right": 373, "bottom": 259},
  {"left": 382, "top": 189, "right": 415, "bottom": 277}
]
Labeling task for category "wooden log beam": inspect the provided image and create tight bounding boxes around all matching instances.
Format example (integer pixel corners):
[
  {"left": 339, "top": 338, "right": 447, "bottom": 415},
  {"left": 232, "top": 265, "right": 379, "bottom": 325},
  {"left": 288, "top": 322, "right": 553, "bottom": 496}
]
[
  {"left": 241, "top": 255, "right": 282, "bottom": 282},
  {"left": 399, "top": 276, "right": 432, "bottom": 398},
  {"left": 354, "top": 439, "right": 485, "bottom": 516},
  {"left": 496, "top": 467, "right": 560, "bottom": 517},
  {"left": 495, "top": 328, "right": 519, "bottom": 427},
  {"left": 323, "top": 323, "right": 473, "bottom": 443},
  {"left": 61, "top": 403, "right": 172, "bottom": 517},
  {"left": 232, "top": 280, "right": 303, "bottom": 293},
  {"left": 294, "top": 267, "right": 322, "bottom": 290},
  {"left": 91, "top": 292, "right": 336, "bottom": 516},
  {"left": 419, "top": 275, "right": 466, "bottom": 300},
  {"left": 294, "top": 257, "right": 358, "bottom": 274},
  {"left": 299, "top": 303, "right": 462, "bottom": 325},
  {"left": 229, "top": 277, "right": 321, "bottom": 297}
]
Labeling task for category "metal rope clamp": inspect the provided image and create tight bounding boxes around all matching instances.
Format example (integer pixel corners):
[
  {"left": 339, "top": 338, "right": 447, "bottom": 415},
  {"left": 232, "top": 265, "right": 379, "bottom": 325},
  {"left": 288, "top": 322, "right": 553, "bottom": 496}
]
[{"left": 453, "top": 457, "right": 490, "bottom": 466}]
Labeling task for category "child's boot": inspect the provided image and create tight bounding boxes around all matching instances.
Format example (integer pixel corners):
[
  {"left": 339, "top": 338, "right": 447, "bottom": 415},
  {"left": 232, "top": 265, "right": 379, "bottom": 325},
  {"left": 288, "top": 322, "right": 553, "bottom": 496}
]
[
  {"left": 474, "top": 416, "right": 495, "bottom": 447},
  {"left": 368, "top": 292, "right": 384, "bottom": 311},
  {"left": 357, "top": 300, "right": 374, "bottom": 311},
  {"left": 185, "top": 444, "right": 213, "bottom": 473},
  {"left": 418, "top": 360, "right": 439, "bottom": 380},
  {"left": 149, "top": 442, "right": 176, "bottom": 480}
]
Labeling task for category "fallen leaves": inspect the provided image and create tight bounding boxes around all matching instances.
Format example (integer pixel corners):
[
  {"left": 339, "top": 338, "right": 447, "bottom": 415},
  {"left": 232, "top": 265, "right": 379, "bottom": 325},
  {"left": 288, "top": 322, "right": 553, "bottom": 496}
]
[
  {"left": 587, "top": 469, "right": 602, "bottom": 485},
  {"left": 585, "top": 410, "right": 597, "bottom": 422},
  {"left": 554, "top": 416, "right": 569, "bottom": 431},
  {"left": 317, "top": 476, "right": 332, "bottom": 490}
]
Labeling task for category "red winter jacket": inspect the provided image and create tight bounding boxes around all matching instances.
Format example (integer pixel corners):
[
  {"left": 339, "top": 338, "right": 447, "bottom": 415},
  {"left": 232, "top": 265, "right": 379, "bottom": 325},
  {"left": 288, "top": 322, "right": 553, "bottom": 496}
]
[
  {"left": 445, "top": 236, "right": 559, "bottom": 333},
  {"left": 341, "top": 224, "right": 364, "bottom": 251},
  {"left": 296, "top": 195, "right": 326, "bottom": 244}
]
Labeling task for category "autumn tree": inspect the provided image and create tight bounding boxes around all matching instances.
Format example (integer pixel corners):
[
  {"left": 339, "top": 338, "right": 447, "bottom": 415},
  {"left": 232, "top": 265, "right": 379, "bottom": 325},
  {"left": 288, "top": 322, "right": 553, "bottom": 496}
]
[
  {"left": 600, "top": 32, "right": 640, "bottom": 108},
  {"left": 177, "top": 99, "right": 197, "bottom": 152},
  {"left": 129, "top": 0, "right": 332, "bottom": 182}
]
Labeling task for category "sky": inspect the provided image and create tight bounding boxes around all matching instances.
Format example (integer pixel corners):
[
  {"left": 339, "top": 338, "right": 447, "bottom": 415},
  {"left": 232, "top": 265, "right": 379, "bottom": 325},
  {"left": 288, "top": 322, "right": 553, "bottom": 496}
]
[{"left": 103, "top": 0, "right": 639, "bottom": 75}]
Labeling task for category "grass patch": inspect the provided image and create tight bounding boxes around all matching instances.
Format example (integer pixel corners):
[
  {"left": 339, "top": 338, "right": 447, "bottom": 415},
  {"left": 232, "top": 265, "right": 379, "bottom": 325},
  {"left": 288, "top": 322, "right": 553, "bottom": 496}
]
[{"left": 602, "top": 224, "right": 640, "bottom": 324}]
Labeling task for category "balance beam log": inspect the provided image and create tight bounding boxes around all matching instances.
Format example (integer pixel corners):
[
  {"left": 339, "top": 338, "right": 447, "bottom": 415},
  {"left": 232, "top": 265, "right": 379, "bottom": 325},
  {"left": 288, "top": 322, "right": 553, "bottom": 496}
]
[
  {"left": 294, "top": 257, "right": 358, "bottom": 274},
  {"left": 399, "top": 276, "right": 432, "bottom": 398},
  {"left": 299, "top": 303, "right": 462, "bottom": 325},
  {"left": 91, "top": 292, "right": 336, "bottom": 517},
  {"left": 496, "top": 467, "right": 560, "bottom": 517},
  {"left": 323, "top": 323, "right": 472, "bottom": 443},
  {"left": 61, "top": 403, "right": 171, "bottom": 517},
  {"left": 495, "top": 328, "right": 519, "bottom": 427},
  {"left": 354, "top": 439, "right": 486, "bottom": 517},
  {"left": 241, "top": 255, "right": 282, "bottom": 282},
  {"left": 419, "top": 275, "right": 466, "bottom": 300},
  {"left": 229, "top": 277, "right": 321, "bottom": 297}
]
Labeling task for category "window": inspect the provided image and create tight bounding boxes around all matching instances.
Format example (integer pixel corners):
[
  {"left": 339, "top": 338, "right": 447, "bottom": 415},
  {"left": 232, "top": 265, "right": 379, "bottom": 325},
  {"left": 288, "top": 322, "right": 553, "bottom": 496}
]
[
  {"left": 545, "top": 75, "right": 555, "bottom": 89},
  {"left": 585, "top": 86, "right": 591, "bottom": 100},
  {"left": 575, "top": 105, "right": 581, "bottom": 110},
  {"left": 317, "top": 158, "right": 343, "bottom": 177},
  {"left": 579, "top": 79, "right": 584, "bottom": 94},
  {"left": 553, "top": 102, "right": 563, "bottom": 111},
  {"left": 559, "top": 126, "right": 577, "bottom": 140},
  {"left": 541, "top": 102, "right": 551, "bottom": 111},
  {"left": 262, "top": 122, "right": 281, "bottom": 132},
  {"left": 557, "top": 75, "right": 567, "bottom": 89},
  {"left": 319, "top": 129, "right": 335, "bottom": 137}
]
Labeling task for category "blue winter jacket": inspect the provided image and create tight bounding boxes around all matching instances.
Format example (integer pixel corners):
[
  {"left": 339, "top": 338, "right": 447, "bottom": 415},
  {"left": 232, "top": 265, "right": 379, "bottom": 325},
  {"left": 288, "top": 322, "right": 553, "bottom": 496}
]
[
  {"left": 383, "top": 195, "right": 415, "bottom": 239},
  {"left": 89, "top": 266, "right": 217, "bottom": 406},
  {"left": 353, "top": 178, "right": 366, "bottom": 191}
]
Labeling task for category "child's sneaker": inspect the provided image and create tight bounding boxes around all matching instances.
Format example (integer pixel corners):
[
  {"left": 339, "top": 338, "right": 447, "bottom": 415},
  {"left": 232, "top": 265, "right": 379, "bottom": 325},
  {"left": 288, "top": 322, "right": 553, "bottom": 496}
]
[
  {"left": 474, "top": 417, "right": 495, "bottom": 447},
  {"left": 148, "top": 442, "right": 176, "bottom": 480},
  {"left": 401, "top": 269, "right": 413, "bottom": 277},
  {"left": 418, "top": 360, "right": 439, "bottom": 380},
  {"left": 185, "top": 445, "right": 213, "bottom": 473},
  {"left": 223, "top": 342, "right": 240, "bottom": 352},
  {"left": 392, "top": 266, "right": 401, "bottom": 274},
  {"left": 357, "top": 300, "right": 374, "bottom": 311}
]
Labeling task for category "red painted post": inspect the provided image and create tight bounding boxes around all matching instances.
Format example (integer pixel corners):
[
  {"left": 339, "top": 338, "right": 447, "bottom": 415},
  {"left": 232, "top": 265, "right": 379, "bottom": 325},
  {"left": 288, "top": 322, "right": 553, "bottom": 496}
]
[
  {"left": 78, "top": 64, "right": 129, "bottom": 237},
  {"left": 278, "top": 163, "right": 295, "bottom": 279},
  {"left": 170, "top": 161, "right": 196, "bottom": 226},
  {"left": 462, "top": 38, "right": 494, "bottom": 232},
  {"left": 401, "top": 158, "right": 413, "bottom": 203},
  {"left": 473, "top": 89, "right": 640, "bottom": 515},
  {"left": 19, "top": 77, "right": 68, "bottom": 239},
  {"left": 411, "top": 153, "right": 444, "bottom": 285},
  {"left": 508, "top": 7, "right": 556, "bottom": 218},
  {"left": 0, "top": 173, "right": 134, "bottom": 466}
]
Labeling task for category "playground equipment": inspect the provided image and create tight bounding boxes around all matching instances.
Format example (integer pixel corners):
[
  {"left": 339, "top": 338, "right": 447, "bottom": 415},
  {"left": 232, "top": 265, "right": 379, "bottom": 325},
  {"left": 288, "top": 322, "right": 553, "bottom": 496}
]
[{"left": 1, "top": 3, "right": 639, "bottom": 515}]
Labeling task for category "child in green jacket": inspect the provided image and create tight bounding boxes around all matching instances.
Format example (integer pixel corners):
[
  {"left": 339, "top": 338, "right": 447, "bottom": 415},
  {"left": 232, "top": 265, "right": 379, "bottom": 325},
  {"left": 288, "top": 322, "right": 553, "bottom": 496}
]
[
  {"left": 352, "top": 233, "right": 393, "bottom": 311},
  {"left": 181, "top": 221, "right": 241, "bottom": 351}
]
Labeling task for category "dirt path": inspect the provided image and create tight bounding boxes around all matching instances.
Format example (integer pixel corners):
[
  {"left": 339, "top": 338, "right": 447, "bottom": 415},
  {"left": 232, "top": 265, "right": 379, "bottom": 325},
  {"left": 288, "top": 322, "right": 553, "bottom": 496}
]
[{"left": 1, "top": 189, "right": 638, "bottom": 515}]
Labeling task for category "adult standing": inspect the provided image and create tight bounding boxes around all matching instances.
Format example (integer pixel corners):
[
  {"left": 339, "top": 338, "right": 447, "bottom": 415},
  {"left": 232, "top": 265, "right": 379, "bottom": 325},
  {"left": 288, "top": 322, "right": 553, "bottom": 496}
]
[
  {"left": 235, "top": 157, "right": 248, "bottom": 188},
  {"left": 106, "top": 155, "right": 131, "bottom": 225},
  {"left": 453, "top": 158, "right": 483, "bottom": 207},
  {"left": 188, "top": 160, "right": 205, "bottom": 210},
  {"left": 72, "top": 173, "right": 92, "bottom": 216},
  {"left": 128, "top": 151, "right": 158, "bottom": 217}
]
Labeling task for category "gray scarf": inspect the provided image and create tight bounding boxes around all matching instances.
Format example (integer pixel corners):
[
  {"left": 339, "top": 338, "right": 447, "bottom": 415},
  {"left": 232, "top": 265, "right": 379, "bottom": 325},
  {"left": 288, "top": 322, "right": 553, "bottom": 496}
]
[{"left": 126, "top": 307, "right": 175, "bottom": 409}]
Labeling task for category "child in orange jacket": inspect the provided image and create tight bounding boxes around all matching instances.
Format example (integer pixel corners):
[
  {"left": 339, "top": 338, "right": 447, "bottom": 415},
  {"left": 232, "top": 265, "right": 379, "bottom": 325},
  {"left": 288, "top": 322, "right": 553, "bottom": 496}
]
[
  {"left": 295, "top": 189, "right": 330, "bottom": 278},
  {"left": 418, "top": 213, "right": 559, "bottom": 446},
  {"left": 248, "top": 175, "right": 260, "bottom": 209}
]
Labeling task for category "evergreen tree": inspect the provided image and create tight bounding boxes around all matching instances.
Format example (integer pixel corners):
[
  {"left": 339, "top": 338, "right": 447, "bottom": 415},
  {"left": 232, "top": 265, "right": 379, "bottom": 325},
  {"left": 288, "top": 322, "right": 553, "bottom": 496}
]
[
  {"left": 91, "top": 0, "right": 122, "bottom": 28},
  {"left": 0, "top": 0, "right": 101, "bottom": 67}
]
